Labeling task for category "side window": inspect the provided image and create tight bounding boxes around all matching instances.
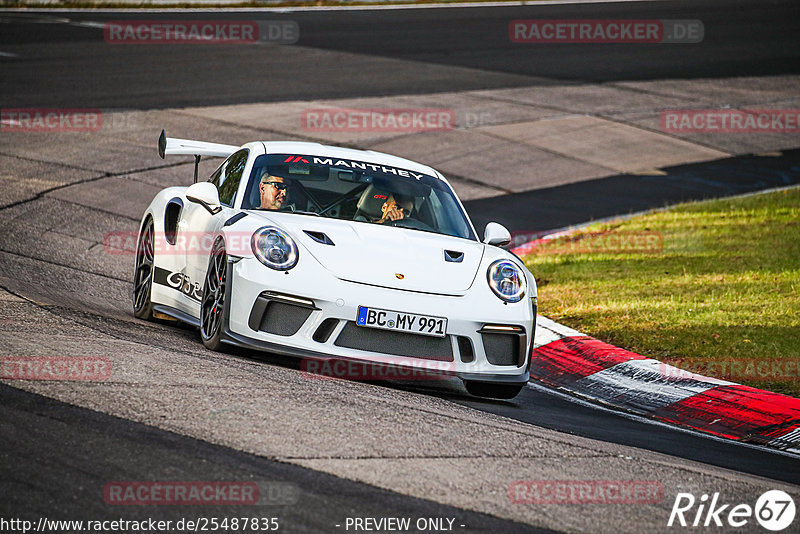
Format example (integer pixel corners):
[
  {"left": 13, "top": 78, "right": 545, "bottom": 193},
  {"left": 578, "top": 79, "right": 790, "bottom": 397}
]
[
  {"left": 208, "top": 164, "right": 224, "bottom": 188},
  {"left": 209, "top": 149, "right": 248, "bottom": 207}
]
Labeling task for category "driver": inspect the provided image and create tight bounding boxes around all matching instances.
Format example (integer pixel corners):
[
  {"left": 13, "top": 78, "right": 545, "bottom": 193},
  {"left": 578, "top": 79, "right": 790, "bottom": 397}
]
[
  {"left": 258, "top": 173, "right": 288, "bottom": 210},
  {"left": 377, "top": 194, "right": 413, "bottom": 224}
]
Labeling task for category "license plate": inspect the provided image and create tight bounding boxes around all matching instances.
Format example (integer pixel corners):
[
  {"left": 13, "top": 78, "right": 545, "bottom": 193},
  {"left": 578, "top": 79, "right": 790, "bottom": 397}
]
[{"left": 356, "top": 306, "right": 447, "bottom": 338}]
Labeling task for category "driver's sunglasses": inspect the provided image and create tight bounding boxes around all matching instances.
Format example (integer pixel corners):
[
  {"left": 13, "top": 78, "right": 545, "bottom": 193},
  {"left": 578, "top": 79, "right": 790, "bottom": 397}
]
[{"left": 263, "top": 181, "right": 287, "bottom": 191}]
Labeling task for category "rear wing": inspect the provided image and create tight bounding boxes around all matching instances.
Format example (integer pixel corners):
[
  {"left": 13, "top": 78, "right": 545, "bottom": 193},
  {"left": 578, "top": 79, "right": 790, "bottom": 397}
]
[
  {"left": 158, "top": 129, "right": 238, "bottom": 159},
  {"left": 158, "top": 129, "right": 239, "bottom": 182}
]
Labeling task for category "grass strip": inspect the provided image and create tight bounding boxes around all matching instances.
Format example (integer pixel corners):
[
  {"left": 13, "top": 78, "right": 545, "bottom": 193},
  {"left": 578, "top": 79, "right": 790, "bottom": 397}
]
[{"left": 523, "top": 187, "right": 800, "bottom": 397}]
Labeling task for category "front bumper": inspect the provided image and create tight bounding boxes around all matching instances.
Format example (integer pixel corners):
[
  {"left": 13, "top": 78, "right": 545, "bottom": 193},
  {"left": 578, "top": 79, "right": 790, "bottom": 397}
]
[{"left": 222, "top": 257, "right": 536, "bottom": 385}]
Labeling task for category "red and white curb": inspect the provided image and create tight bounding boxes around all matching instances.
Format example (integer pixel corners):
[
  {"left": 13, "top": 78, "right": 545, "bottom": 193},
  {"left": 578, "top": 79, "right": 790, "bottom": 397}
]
[{"left": 531, "top": 315, "right": 800, "bottom": 453}]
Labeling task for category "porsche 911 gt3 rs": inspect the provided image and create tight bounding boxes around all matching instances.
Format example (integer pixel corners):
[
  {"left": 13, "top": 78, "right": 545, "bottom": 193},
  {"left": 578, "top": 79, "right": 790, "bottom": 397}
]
[{"left": 133, "top": 130, "right": 537, "bottom": 399}]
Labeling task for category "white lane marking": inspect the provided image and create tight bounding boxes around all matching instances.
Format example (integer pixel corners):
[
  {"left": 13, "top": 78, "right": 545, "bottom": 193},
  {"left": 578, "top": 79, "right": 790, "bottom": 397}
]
[
  {"left": 536, "top": 315, "right": 582, "bottom": 340},
  {"left": 0, "top": 51, "right": 19, "bottom": 58},
  {"left": 69, "top": 21, "right": 106, "bottom": 29},
  {"left": 0, "top": 15, "right": 72, "bottom": 24},
  {"left": 0, "top": 15, "right": 106, "bottom": 31},
  {"left": 769, "top": 427, "right": 800, "bottom": 451},
  {"left": 649, "top": 359, "right": 737, "bottom": 386},
  {"left": 0, "top": 0, "right": 671, "bottom": 13},
  {"left": 532, "top": 324, "right": 564, "bottom": 348},
  {"left": 570, "top": 358, "right": 733, "bottom": 413}
]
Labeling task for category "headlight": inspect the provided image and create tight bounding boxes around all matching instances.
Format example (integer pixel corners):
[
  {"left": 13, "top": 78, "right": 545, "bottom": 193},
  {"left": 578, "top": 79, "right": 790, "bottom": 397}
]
[
  {"left": 487, "top": 260, "right": 526, "bottom": 302},
  {"left": 251, "top": 226, "right": 298, "bottom": 270}
]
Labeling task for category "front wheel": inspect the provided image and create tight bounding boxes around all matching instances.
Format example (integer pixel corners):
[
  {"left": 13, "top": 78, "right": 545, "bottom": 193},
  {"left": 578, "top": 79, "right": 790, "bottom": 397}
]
[
  {"left": 465, "top": 381, "right": 524, "bottom": 400},
  {"left": 200, "top": 239, "right": 227, "bottom": 351},
  {"left": 132, "top": 218, "right": 155, "bottom": 320}
]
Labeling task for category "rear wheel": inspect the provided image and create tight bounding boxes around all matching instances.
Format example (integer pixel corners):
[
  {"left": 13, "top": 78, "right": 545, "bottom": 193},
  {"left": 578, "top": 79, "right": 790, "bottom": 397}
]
[
  {"left": 132, "top": 218, "right": 155, "bottom": 320},
  {"left": 465, "top": 381, "right": 524, "bottom": 400},
  {"left": 200, "top": 239, "right": 227, "bottom": 351}
]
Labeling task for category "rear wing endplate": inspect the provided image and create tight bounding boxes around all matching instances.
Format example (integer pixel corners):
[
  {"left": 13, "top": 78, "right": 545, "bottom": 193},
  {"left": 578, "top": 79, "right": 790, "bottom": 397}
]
[{"left": 158, "top": 129, "right": 239, "bottom": 183}]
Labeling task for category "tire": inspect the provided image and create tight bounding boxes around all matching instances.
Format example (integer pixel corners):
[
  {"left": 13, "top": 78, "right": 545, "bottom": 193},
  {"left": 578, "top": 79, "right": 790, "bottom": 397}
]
[
  {"left": 465, "top": 381, "right": 524, "bottom": 400},
  {"left": 200, "top": 239, "right": 227, "bottom": 351},
  {"left": 132, "top": 218, "right": 155, "bottom": 320}
]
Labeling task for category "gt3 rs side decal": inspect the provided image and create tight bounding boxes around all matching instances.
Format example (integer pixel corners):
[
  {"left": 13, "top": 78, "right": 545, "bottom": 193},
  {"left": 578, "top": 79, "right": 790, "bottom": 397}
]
[{"left": 153, "top": 266, "right": 203, "bottom": 302}]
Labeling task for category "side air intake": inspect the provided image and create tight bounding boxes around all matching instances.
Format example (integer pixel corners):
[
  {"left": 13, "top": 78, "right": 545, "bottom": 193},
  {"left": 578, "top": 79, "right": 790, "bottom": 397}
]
[{"left": 444, "top": 250, "right": 464, "bottom": 263}]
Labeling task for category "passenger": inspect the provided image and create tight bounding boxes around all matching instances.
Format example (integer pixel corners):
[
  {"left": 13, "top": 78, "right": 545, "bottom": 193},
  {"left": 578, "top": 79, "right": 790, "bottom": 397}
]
[{"left": 376, "top": 194, "right": 413, "bottom": 224}]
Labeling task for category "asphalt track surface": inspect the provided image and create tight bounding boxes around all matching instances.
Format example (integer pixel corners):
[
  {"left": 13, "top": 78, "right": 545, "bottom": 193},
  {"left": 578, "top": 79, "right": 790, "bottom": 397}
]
[
  {"left": 2, "top": 0, "right": 800, "bottom": 531},
  {"left": 0, "top": 0, "right": 798, "bottom": 108},
  {"left": 464, "top": 149, "right": 800, "bottom": 233},
  {"left": 0, "top": 383, "right": 547, "bottom": 533}
]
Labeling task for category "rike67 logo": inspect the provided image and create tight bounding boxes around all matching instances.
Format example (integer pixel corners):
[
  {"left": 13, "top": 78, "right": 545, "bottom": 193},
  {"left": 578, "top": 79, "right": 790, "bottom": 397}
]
[{"left": 668, "top": 490, "right": 796, "bottom": 531}]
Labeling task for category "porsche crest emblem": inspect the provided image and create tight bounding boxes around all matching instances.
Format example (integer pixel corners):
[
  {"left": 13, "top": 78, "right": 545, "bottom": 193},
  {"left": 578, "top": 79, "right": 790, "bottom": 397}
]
[{"left": 395, "top": 273, "right": 405, "bottom": 279}]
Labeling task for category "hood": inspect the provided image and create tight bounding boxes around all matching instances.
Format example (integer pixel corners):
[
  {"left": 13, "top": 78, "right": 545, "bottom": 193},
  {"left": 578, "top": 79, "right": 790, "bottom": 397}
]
[{"left": 258, "top": 213, "right": 485, "bottom": 295}]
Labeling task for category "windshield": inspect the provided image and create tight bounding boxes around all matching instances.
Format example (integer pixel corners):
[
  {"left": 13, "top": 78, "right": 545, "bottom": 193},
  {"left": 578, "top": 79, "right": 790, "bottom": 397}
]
[{"left": 242, "top": 153, "right": 476, "bottom": 240}]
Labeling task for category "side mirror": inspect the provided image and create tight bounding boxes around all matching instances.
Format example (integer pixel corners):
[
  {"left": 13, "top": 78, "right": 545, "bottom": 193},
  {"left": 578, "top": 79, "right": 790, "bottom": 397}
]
[
  {"left": 483, "top": 222, "right": 511, "bottom": 247},
  {"left": 186, "top": 182, "right": 222, "bottom": 215}
]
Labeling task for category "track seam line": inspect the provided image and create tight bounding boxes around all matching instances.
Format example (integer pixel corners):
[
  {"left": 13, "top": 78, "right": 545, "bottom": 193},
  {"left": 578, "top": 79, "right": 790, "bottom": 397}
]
[
  {"left": 590, "top": 112, "right": 733, "bottom": 157},
  {"left": 0, "top": 150, "right": 109, "bottom": 174},
  {"left": 0, "top": 284, "right": 255, "bottom": 366},
  {"left": 172, "top": 109, "right": 334, "bottom": 145},
  {"left": 280, "top": 454, "right": 607, "bottom": 460},
  {"left": 40, "top": 196, "right": 142, "bottom": 222},
  {"left": 475, "top": 127, "right": 622, "bottom": 175},
  {"left": 173, "top": 108, "right": 509, "bottom": 194},
  {"left": 0, "top": 249, "right": 128, "bottom": 283},
  {"left": 468, "top": 88, "right": 798, "bottom": 159},
  {"left": 435, "top": 171, "right": 512, "bottom": 194},
  {"left": 0, "top": 154, "right": 203, "bottom": 213}
]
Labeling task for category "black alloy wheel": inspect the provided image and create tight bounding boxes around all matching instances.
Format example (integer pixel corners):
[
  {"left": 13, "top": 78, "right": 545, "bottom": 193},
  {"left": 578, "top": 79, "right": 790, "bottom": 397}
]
[
  {"left": 201, "top": 239, "right": 227, "bottom": 351},
  {"left": 133, "top": 218, "right": 155, "bottom": 320}
]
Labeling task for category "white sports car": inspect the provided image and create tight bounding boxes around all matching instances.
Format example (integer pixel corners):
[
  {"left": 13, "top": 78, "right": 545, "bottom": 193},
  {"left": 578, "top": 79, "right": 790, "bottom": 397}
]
[{"left": 133, "top": 131, "right": 537, "bottom": 399}]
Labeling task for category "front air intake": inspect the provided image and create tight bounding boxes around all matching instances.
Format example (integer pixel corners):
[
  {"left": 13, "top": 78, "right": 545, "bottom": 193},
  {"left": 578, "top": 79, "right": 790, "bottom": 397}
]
[
  {"left": 481, "top": 333, "right": 519, "bottom": 366},
  {"left": 479, "top": 324, "right": 526, "bottom": 366},
  {"left": 248, "top": 292, "right": 316, "bottom": 336},
  {"left": 334, "top": 322, "right": 453, "bottom": 361},
  {"left": 313, "top": 318, "right": 340, "bottom": 343},
  {"left": 457, "top": 336, "right": 474, "bottom": 363}
]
